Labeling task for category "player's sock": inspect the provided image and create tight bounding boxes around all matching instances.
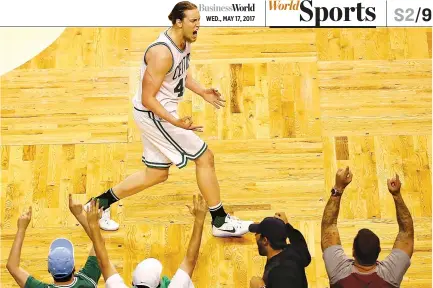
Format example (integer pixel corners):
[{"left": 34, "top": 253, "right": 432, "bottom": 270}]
[
  {"left": 209, "top": 202, "right": 227, "bottom": 225},
  {"left": 93, "top": 188, "right": 119, "bottom": 210}
]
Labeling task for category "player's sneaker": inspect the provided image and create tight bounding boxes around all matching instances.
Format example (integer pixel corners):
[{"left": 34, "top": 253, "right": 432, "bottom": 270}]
[
  {"left": 83, "top": 201, "right": 119, "bottom": 231},
  {"left": 98, "top": 207, "right": 119, "bottom": 231},
  {"left": 212, "top": 214, "right": 254, "bottom": 237}
]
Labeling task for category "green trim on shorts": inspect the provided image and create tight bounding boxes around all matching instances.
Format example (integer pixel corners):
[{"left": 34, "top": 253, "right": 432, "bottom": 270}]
[
  {"left": 153, "top": 116, "right": 187, "bottom": 154},
  {"left": 143, "top": 161, "right": 171, "bottom": 169},
  {"left": 154, "top": 115, "right": 207, "bottom": 159},
  {"left": 148, "top": 112, "right": 187, "bottom": 168},
  {"left": 147, "top": 111, "right": 208, "bottom": 169},
  {"left": 189, "top": 142, "right": 208, "bottom": 159},
  {"left": 142, "top": 157, "right": 172, "bottom": 168}
]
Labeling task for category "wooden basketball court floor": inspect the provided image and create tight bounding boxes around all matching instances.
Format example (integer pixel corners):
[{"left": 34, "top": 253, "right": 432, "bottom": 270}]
[{"left": 1, "top": 28, "right": 432, "bottom": 287}]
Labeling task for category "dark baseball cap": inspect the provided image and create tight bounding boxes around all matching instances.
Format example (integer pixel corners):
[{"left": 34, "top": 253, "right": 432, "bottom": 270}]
[{"left": 249, "top": 217, "right": 288, "bottom": 249}]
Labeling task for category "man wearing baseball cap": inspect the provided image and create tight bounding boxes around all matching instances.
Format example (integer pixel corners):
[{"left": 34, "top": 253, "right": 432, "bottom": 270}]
[
  {"left": 7, "top": 195, "right": 101, "bottom": 288},
  {"left": 47, "top": 238, "right": 76, "bottom": 280},
  {"left": 130, "top": 258, "right": 171, "bottom": 288},
  {"left": 249, "top": 213, "right": 311, "bottom": 288}
]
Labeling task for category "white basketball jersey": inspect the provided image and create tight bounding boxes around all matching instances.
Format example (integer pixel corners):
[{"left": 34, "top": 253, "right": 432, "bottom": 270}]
[{"left": 133, "top": 28, "right": 191, "bottom": 114}]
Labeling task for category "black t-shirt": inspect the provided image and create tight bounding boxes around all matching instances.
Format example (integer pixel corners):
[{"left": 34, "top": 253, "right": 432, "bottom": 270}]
[{"left": 262, "top": 224, "right": 311, "bottom": 288}]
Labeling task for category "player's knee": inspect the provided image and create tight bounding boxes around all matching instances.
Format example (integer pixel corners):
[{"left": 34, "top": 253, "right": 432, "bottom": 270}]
[
  {"left": 195, "top": 149, "right": 214, "bottom": 167},
  {"left": 147, "top": 168, "right": 169, "bottom": 184},
  {"left": 156, "top": 170, "right": 169, "bottom": 183}
]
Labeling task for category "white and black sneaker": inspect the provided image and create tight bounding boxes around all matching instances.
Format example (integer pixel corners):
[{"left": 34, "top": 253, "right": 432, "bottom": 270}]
[
  {"left": 84, "top": 202, "right": 119, "bottom": 231},
  {"left": 212, "top": 214, "right": 253, "bottom": 237},
  {"left": 98, "top": 207, "right": 119, "bottom": 231}
]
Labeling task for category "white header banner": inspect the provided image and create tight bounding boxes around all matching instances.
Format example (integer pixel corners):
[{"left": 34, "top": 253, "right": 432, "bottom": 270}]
[
  {"left": 0, "top": 0, "right": 264, "bottom": 27},
  {"left": 0, "top": 0, "right": 431, "bottom": 27}
]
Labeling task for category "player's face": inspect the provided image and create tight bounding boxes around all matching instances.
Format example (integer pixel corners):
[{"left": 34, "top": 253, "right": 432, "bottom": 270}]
[{"left": 182, "top": 9, "right": 200, "bottom": 43}]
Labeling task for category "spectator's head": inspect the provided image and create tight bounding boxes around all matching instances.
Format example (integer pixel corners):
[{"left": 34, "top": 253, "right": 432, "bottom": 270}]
[
  {"left": 168, "top": 1, "right": 200, "bottom": 43},
  {"left": 132, "top": 258, "right": 163, "bottom": 288},
  {"left": 48, "top": 238, "right": 75, "bottom": 282},
  {"left": 249, "top": 217, "right": 288, "bottom": 256},
  {"left": 352, "top": 229, "right": 381, "bottom": 266}
]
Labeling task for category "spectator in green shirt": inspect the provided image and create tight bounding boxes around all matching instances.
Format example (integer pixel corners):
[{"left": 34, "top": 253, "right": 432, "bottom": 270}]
[{"left": 6, "top": 195, "right": 102, "bottom": 288}]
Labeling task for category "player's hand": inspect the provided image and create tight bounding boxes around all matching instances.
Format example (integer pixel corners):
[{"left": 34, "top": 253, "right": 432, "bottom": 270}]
[
  {"left": 17, "top": 206, "right": 32, "bottom": 230},
  {"left": 187, "top": 194, "right": 207, "bottom": 221},
  {"left": 387, "top": 173, "right": 402, "bottom": 196},
  {"left": 274, "top": 212, "right": 288, "bottom": 224},
  {"left": 175, "top": 116, "right": 203, "bottom": 132},
  {"left": 202, "top": 88, "right": 225, "bottom": 109},
  {"left": 335, "top": 166, "right": 353, "bottom": 192},
  {"left": 68, "top": 194, "right": 83, "bottom": 217},
  {"left": 250, "top": 276, "right": 265, "bottom": 288}
]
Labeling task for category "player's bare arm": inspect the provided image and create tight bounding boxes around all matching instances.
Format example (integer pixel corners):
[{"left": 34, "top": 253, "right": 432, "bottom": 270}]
[
  {"left": 388, "top": 174, "right": 414, "bottom": 257},
  {"left": 86, "top": 199, "right": 118, "bottom": 281},
  {"left": 142, "top": 45, "right": 203, "bottom": 131},
  {"left": 6, "top": 207, "right": 32, "bottom": 288},
  {"left": 321, "top": 167, "right": 353, "bottom": 252},
  {"left": 141, "top": 45, "right": 178, "bottom": 124},
  {"left": 186, "top": 70, "right": 225, "bottom": 109},
  {"left": 180, "top": 194, "right": 207, "bottom": 277},
  {"left": 185, "top": 69, "right": 205, "bottom": 96}
]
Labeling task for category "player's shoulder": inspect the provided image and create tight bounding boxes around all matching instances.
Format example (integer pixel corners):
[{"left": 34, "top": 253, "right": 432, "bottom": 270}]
[{"left": 147, "top": 42, "right": 172, "bottom": 60}]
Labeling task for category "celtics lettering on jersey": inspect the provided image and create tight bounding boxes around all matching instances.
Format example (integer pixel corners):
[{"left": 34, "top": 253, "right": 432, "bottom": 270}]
[{"left": 173, "top": 53, "right": 190, "bottom": 98}]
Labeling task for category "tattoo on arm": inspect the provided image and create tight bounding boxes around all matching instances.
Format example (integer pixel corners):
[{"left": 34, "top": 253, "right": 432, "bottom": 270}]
[
  {"left": 392, "top": 194, "right": 414, "bottom": 257},
  {"left": 321, "top": 196, "right": 342, "bottom": 251}
]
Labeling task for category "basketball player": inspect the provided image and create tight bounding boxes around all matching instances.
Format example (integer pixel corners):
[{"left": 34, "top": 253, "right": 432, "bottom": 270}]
[{"left": 84, "top": 1, "right": 253, "bottom": 237}]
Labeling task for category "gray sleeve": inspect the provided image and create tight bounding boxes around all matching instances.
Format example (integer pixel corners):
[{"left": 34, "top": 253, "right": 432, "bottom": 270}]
[
  {"left": 323, "top": 245, "right": 353, "bottom": 284},
  {"left": 377, "top": 249, "right": 411, "bottom": 287}
]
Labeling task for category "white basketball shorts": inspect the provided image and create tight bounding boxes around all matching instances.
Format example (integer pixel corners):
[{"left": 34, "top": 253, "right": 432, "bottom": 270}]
[{"left": 133, "top": 107, "right": 208, "bottom": 169}]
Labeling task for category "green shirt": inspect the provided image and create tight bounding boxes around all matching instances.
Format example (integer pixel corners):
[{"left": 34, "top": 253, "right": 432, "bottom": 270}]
[
  {"left": 160, "top": 276, "right": 171, "bottom": 288},
  {"left": 25, "top": 256, "right": 101, "bottom": 288}
]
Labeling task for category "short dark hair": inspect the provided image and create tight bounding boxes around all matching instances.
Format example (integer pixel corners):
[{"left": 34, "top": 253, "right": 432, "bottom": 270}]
[
  {"left": 53, "top": 272, "right": 74, "bottom": 282},
  {"left": 168, "top": 1, "right": 198, "bottom": 24},
  {"left": 353, "top": 229, "right": 381, "bottom": 265}
]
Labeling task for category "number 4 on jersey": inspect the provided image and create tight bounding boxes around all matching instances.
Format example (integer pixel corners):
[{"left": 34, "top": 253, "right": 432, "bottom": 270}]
[{"left": 174, "top": 78, "right": 185, "bottom": 97}]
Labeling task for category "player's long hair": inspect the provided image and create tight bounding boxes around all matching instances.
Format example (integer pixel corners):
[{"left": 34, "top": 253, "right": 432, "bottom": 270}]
[{"left": 168, "top": 1, "right": 197, "bottom": 24}]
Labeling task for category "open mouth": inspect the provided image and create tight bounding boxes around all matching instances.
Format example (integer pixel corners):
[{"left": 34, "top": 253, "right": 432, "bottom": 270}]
[{"left": 193, "top": 31, "right": 198, "bottom": 36}]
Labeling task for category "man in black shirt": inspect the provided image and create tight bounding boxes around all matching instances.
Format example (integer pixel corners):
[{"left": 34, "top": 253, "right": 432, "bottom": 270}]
[{"left": 249, "top": 213, "right": 311, "bottom": 288}]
